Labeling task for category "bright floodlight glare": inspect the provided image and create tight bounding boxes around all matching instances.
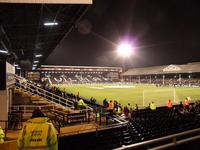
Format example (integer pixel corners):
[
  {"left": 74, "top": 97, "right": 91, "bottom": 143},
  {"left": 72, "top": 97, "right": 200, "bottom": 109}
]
[
  {"left": 44, "top": 22, "right": 58, "bottom": 26},
  {"left": 14, "top": 64, "right": 18, "bottom": 67},
  {"left": 32, "top": 67, "right": 36, "bottom": 70},
  {"left": 16, "top": 67, "right": 21, "bottom": 70},
  {"left": 33, "top": 64, "right": 37, "bottom": 67},
  {"left": 117, "top": 43, "right": 133, "bottom": 57},
  {"left": 35, "top": 54, "right": 43, "bottom": 58},
  {"left": 0, "top": 50, "right": 8, "bottom": 54}
]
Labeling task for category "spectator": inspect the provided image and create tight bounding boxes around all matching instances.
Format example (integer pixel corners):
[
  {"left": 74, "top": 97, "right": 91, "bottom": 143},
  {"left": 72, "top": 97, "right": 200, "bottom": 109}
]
[
  {"left": 127, "top": 103, "right": 133, "bottom": 114},
  {"left": 167, "top": 99, "right": 173, "bottom": 109},
  {"left": 184, "top": 98, "right": 190, "bottom": 110},
  {"left": 179, "top": 101, "right": 184, "bottom": 109},
  {"left": 117, "top": 103, "right": 122, "bottom": 115},
  {"left": 123, "top": 105, "right": 130, "bottom": 118},
  {"left": 108, "top": 100, "right": 114, "bottom": 110},
  {"left": 78, "top": 98, "right": 87, "bottom": 109},
  {"left": 107, "top": 100, "right": 114, "bottom": 115},
  {"left": 17, "top": 108, "right": 58, "bottom": 150},
  {"left": 0, "top": 126, "right": 5, "bottom": 143},
  {"left": 150, "top": 101, "right": 157, "bottom": 110},
  {"left": 135, "top": 104, "right": 139, "bottom": 111},
  {"left": 103, "top": 98, "right": 109, "bottom": 108},
  {"left": 114, "top": 100, "right": 118, "bottom": 112}
]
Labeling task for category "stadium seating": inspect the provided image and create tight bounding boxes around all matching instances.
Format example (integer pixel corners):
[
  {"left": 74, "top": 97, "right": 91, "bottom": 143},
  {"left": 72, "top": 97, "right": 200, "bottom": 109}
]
[
  {"left": 127, "top": 106, "right": 200, "bottom": 144},
  {"left": 59, "top": 125, "right": 125, "bottom": 150}
]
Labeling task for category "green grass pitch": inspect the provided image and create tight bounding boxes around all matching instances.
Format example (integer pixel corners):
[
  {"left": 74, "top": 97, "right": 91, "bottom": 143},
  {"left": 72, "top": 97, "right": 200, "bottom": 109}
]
[{"left": 57, "top": 84, "right": 200, "bottom": 107}]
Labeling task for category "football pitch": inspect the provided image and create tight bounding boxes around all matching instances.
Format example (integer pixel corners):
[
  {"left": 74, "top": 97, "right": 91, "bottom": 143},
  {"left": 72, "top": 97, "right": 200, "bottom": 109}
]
[{"left": 57, "top": 84, "right": 200, "bottom": 107}]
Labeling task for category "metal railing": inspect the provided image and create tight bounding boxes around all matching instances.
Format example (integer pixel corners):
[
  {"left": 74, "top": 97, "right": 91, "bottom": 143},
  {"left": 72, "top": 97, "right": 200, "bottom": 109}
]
[
  {"left": 11, "top": 105, "right": 55, "bottom": 114},
  {"left": 114, "top": 128, "right": 200, "bottom": 150},
  {"left": 14, "top": 75, "right": 93, "bottom": 112},
  {"left": 14, "top": 75, "right": 74, "bottom": 109}
]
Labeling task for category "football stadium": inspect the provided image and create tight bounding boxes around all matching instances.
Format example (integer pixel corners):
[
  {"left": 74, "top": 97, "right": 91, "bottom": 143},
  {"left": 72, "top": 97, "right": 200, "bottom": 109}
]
[{"left": 0, "top": 1, "right": 200, "bottom": 150}]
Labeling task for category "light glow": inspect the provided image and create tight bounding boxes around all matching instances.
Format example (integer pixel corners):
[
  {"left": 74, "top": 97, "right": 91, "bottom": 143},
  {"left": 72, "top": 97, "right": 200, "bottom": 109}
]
[
  {"left": 34, "top": 60, "right": 39, "bottom": 63},
  {"left": 0, "top": 50, "right": 8, "bottom": 54},
  {"left": 33, "top": 64, "right": 37, "bottom": 67},
  {"left": 44, "top": 22, "right": 58, "bottom": 26},
  {"left": 35, "top": 54, "right": 43, "bottom": 58},
  {"left": 117, "top": 43, "right": 134, "bottom": 57}
]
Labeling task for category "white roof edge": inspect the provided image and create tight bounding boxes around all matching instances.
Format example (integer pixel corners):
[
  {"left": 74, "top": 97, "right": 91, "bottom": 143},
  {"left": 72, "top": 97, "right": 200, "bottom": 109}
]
[{"left": 40, "top": 65, "right": 122, "bottom": 69}]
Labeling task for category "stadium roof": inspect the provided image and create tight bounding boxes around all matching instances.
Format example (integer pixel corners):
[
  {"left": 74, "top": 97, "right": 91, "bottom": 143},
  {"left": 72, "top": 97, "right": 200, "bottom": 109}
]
[
  {"left": 0, "top": 2, "right": 91, "bottom": 70},
  {"left": 38, "top": 65, "right": 122, "bottom": 72},
  {"left": 122, "top": 62, "right": 200, "bottom": 76}
]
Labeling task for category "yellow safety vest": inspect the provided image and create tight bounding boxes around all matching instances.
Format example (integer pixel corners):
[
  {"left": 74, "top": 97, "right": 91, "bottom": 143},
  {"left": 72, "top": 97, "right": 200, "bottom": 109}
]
[
  {"left": 78, "top": 99, "right": 86, "bottom": 106},
  {"left": 150, "top": 103, "right": 157, "bottom": 110},
  {"left": 0, "top": 127, "right": 5, "bottom": 143},
  {"left": 17, "top": 117, "right": 58, "bottom": 150},
  {"left": 96, "top": 112, "right": 100, "bottom": 118},
  {"left": 117, "top": 107, "right": 122, "bottom": 114}
]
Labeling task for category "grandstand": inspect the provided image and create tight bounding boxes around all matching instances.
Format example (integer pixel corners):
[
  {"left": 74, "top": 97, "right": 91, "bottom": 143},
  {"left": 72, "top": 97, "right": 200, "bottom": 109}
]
[
  {"left": 34, "top": 65, "right": 122, "bottom": 84},
  {"left": 122, "top": 62, "right": 200, "bottom": 86}
]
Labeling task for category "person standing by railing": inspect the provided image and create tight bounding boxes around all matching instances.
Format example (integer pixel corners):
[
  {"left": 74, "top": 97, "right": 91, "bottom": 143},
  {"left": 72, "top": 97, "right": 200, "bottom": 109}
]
[
  {"left": 167, "top": 99, "right": 173, "bottom": 109},
  {"left": 150, "top": 101, "right": 157, "bottom": 110}
]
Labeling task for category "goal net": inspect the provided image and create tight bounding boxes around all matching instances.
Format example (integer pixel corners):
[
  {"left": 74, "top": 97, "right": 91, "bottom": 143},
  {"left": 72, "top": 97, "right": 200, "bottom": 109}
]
[{"left": 142, "top": 88, "right": 177, "bottom": 107}]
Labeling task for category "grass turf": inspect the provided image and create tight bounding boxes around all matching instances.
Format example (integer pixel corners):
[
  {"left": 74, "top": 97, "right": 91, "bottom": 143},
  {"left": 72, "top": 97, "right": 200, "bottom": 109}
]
[{"left": 56, "top": 84, "right": 200, "bottom": 107}]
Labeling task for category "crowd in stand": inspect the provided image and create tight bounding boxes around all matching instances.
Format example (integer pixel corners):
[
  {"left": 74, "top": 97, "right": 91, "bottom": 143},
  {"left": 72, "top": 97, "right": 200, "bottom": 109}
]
[
  {"left": 125, "top": 78, "right": 200, "bottom": 87},
  {"left": 45, "top": 73, "right": 113, "bottom": 84}
]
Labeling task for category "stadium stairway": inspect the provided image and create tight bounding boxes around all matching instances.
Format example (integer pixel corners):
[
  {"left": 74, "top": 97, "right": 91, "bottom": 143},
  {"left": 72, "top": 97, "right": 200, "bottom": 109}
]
[{"left": 12, "top": 75, "right": 94, "bottom": 128}]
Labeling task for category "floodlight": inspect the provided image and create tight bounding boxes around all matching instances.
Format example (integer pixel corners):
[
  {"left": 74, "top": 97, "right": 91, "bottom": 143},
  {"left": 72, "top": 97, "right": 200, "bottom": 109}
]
[
  {"left": 14, "top": 64, "right": 18, "bottom": 67},
  {"left": 16, "top": 67, "right": 21, "bottom": 70},
  {"left": 0, "top": 50, "right": 8, "bottom": 54},
  {"left": 35, "top": 54, "right": 43, "bottom": 58},
  {"left": 44, "top": 22, "right": 58, "bottom": 26},
  {"left": 32, "top": 67, "right": 36, "bottom": 70},
  {"left": 117, "top": 43, "right": 134, "bottom": 57},
  {"left": 33, "top": 64, "right": 37, "bottom": 67}
]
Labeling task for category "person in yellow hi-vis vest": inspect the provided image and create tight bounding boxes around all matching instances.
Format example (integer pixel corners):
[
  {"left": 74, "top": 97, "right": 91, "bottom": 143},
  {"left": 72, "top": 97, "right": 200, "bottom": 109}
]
[
  {"left": 17, "top": 108, "right": 58, "bottom": 150},
  {"left": 0, "top": 126, "right": 5, "bottom": 143},
  {"left": 150, "top": 101, "right": 157, "bottom": 110}
]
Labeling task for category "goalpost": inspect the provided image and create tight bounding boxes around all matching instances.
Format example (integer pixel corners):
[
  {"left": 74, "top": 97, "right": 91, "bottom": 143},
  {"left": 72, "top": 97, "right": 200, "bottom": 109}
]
[{"left": 142, "top": 88, "right": 177, "bottom": 107}]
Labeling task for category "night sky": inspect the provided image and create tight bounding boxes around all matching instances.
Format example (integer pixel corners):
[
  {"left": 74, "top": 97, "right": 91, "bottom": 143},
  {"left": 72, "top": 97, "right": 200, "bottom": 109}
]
[{"left": 45, "top": 0, "right": 200, "bottom": 68}]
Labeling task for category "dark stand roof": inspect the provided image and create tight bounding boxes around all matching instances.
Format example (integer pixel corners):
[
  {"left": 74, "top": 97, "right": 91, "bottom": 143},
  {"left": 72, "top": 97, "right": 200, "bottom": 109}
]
[{"left": 0, "top": 3, "right": 90, "bottom": 70}]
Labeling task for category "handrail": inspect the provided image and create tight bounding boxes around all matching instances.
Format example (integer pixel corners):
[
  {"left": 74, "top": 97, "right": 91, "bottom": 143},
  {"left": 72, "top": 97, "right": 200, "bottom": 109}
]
[
  {"left": 15, "top": 75, "right": 74, "bottom": 104},
  {"left": 14, "top": 76, "right": 74, "bottom": 108},
  {"left": 14, "top": 75, "right": 93, "bottom": 112},
  {"left": 15, "top": 82, "right": 73, "bottom": 110},
  {"left": 114, "top": 128, "right": 200, "bottom": 150}
]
